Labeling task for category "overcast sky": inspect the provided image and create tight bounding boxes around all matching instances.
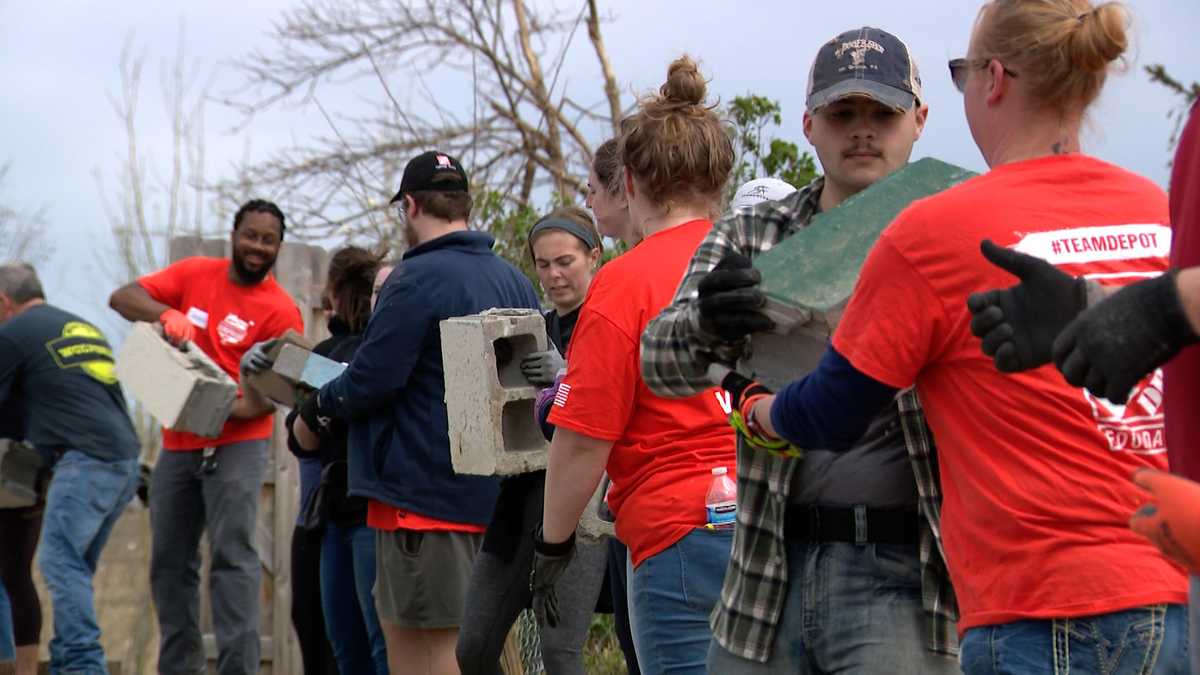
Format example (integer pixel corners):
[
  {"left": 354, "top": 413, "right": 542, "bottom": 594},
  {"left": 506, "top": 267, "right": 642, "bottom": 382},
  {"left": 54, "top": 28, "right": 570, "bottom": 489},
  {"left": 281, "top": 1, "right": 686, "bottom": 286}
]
[{"left": 2, "top": 0, "right": 1198, "bottom": 336}]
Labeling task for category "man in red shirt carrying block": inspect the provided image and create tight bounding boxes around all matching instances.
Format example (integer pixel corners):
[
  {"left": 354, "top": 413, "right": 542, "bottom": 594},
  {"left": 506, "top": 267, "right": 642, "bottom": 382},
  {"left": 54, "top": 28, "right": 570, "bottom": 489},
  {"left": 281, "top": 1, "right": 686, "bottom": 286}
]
[{"left": 109, "top": 199, "right": 303, "bottom": 675}]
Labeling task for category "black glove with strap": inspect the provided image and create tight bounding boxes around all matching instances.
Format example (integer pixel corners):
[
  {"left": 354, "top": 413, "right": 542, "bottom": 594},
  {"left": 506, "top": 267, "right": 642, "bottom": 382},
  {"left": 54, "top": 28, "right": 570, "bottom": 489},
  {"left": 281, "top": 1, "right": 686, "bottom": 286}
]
[
  {"left": 298, "top": 390, "right": 333, "bottom": 435},
  {"left": 1053, "top": 269, "right": 1199, "bottom": 403},
  {"left": 697, "top": 253, "right": 775, "bottom": 342},
  {"left": 966, "top": 239, "right": 1087, "bottom": 373},
  {"left": 530, "top": 525, "right": 575, "bottom": 628}
]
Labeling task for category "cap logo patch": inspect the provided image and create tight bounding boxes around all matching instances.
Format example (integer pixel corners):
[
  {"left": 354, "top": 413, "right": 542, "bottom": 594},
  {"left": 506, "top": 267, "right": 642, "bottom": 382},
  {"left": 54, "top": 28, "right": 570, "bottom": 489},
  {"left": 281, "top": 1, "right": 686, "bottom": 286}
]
[
  {"left": 436, "top": 154, "right": 453, "bottom": 168},
  {"left": 836, "top": 39, "right": 884, "bottom": 70}
]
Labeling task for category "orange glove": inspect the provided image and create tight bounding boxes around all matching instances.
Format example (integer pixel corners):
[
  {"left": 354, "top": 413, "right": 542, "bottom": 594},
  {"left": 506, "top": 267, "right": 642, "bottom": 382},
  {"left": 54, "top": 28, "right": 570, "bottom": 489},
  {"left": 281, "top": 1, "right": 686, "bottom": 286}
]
[
  {"left": 159, "top": 308, "right": 196, "bottom": 345},
  {"left": 1129, "top": 468, "right": 1200, "bottom": 573}
]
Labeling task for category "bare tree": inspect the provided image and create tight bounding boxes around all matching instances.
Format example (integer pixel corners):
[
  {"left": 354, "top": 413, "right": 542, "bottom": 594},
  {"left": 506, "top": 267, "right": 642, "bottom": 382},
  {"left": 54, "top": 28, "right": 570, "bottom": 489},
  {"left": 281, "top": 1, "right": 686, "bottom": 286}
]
[
  {"left": 93, "top": 25, "right": 216, "bottom": 286},
  {"left": 1146, "top": 64, "right": 1200, "bottom": 157},
  {"left": 0, "top": 164, "right": 53, "bottom": 263},
  {"left": 219, "top": 0, "right": 626, "bottom": 249}
]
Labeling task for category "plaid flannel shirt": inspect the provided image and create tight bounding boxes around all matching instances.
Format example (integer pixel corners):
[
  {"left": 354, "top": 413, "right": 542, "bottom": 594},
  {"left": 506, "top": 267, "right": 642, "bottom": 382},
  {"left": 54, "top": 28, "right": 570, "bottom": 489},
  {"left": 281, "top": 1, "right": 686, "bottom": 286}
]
[{"left": 639, "top": 177, "right": 958, "bottom": 662}]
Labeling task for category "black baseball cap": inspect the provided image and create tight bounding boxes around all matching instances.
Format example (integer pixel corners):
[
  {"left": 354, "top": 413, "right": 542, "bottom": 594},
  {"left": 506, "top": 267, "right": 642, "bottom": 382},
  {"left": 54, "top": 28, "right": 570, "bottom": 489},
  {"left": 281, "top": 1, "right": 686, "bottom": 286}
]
[
  {"left": 389, "top": 150, "right": 469, "bottom": 204},
  {"left": 806, "top": 27, "right": 922, "bottom": 113}
]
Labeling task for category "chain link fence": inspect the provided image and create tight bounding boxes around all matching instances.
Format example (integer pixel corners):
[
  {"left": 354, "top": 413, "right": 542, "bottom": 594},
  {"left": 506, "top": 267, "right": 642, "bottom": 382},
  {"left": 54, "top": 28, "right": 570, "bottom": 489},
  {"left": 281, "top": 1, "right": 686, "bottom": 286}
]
[{"left": 504, "top": 609, "right": 628, "bottom": 675}]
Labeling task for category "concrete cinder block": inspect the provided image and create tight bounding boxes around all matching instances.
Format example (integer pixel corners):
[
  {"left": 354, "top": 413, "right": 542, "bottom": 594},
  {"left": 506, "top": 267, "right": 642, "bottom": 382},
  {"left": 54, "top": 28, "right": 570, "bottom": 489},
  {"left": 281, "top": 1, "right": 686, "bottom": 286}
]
[
  {"left": 244, "top": 330, "right": 315, "bottom": 406},
  {"left": 115, "top": 322, "right": 237, "bottom": 438},
  {"left": 578, "top": 479, "right": 614, "bottom": 540},
  {"left": 744, "top": 158, "right": 977, "bottom": 388},
  {"left": 273, "top": 343, "right": 347, "bottom": 390},
  {"left": 441, "top": 309, "right": 549, "bottom": 476},
  {"left": 0, "top": 439, "right": 41, "bottom": 508}
]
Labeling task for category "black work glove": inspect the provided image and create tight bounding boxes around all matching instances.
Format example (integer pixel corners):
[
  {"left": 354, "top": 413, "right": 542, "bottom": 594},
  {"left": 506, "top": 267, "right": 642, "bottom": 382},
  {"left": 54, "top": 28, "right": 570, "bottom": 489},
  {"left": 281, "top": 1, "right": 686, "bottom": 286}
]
[
  {"left": 966, "top": 239, "right": 1087, "bottom": 372},
  {"left": 521, "top": 350, "right": 566, "bottom": 387},
  {"left": 530, "top": 525, "right": 575, "bottom": 628},
  {"left": 697, "top": 253, "right": 775, "bottom": 342},
  {"left": 1053, "top": 269, "right": 1199, "bottom": 403},
  {"left": 298, "top": 391, "right": 332, "bottom": 434}
]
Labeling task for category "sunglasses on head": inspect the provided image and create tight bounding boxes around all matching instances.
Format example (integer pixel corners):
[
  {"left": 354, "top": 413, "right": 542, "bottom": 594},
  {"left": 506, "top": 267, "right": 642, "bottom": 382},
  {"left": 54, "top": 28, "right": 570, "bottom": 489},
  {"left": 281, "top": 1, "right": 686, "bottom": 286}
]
[{"left": 948, "top": 57, "right": 1019, "bottom": 94}]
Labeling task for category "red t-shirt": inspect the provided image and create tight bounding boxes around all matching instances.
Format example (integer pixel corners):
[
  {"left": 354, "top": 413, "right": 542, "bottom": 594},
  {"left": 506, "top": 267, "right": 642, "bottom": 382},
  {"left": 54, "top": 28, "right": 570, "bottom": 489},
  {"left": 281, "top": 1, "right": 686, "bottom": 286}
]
[
  {"left": 833, "top": 154, "right": 1187, "bottom": 632},
  {"left": 365, "top": 499, "right": 486, "bottom": 533},
  {"left": 548, "top": 219, "right": 737, "bottom": 567},
  {"left": 1166, "top": 103, "right": 1200, "bottom": 479},
  {"left": 138, "top": 257, "right": 304, "bottom": 450}
]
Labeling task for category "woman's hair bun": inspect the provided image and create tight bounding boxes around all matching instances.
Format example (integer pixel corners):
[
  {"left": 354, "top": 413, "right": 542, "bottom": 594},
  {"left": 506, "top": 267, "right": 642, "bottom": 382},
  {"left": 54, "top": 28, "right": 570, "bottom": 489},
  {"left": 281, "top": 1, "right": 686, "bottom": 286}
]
[{"left": 659, "top": 55, "right": 706, "bottom": 106}]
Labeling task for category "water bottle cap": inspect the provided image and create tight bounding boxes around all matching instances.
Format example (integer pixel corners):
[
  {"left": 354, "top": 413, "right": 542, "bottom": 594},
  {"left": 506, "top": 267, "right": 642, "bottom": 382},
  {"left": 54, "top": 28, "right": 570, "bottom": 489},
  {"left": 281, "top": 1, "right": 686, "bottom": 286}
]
[{"left": 711, "top": 466, "right": 727, "bottom": 476}]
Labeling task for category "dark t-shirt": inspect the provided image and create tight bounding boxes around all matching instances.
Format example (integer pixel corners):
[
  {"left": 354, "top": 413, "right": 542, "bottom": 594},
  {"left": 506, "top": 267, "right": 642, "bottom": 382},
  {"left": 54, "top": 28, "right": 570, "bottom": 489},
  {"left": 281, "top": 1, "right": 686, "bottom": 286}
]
[
  {"left": 546, "top": 306, "right": 580, "bottom": 355},
  {"left": 0, "top": 304, "right": 139, "bottom": 461}
]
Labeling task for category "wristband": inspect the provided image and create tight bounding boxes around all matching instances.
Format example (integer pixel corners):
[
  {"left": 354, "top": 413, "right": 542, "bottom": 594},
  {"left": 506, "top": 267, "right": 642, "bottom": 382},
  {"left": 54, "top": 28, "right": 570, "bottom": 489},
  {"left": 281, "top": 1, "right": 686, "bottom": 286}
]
[{"left": 533, "top": 525, "right": 576, "bottom": 556}]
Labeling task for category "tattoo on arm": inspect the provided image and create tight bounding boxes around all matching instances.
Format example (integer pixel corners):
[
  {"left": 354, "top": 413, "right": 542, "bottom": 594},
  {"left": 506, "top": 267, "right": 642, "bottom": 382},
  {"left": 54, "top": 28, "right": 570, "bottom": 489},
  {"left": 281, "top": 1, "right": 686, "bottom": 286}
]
[{"left": 1051, "top": 142, "right": 1064, "bottom": 155}]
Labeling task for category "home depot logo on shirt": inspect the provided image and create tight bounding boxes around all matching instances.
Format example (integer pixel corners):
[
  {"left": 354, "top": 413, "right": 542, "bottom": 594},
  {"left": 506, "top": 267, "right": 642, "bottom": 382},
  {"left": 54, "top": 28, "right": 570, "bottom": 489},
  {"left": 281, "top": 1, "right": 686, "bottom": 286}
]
[
  {"left": 216, "top": 312, "right": 253, "bottom": 345},
  {"left": 1011, "top": 223, "right": 1170, "bottom": 455},
  {"left": 1083, "top": 369, "right": 1166, "bottom": 454}
]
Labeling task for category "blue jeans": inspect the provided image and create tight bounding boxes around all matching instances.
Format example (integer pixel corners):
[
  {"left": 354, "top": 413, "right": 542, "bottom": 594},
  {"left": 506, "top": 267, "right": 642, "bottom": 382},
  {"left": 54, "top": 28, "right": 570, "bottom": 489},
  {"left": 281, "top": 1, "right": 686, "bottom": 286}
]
[
  {"left": 36, "top": 451, "right": 138, "bottom": 674},
  {"left": 321, "top": 522, "right": 387, "bottom": 675},
  {"left": 706, "top": 541, "right": 958, "bottom": 674},
  {"left": 627, "top": 527, "right": 733, "bottom": 675},
  {"left": 0, "top": 580, "right": 13, "bottom": 662},
  {"left": 961, "top": 604, "right": 1189, "bottom": 675}
]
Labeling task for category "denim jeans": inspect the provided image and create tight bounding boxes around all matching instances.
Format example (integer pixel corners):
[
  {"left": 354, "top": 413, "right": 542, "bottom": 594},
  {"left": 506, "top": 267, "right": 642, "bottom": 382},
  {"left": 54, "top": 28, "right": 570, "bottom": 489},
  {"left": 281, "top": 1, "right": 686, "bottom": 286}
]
[
  {"left": 0, "top": 581, "right": 12, "bottom": 662},
  {"left": 37, "top": 451, "right": 138, "bottom": 675},
  {"left": 321, "top": 521, "right": 388, "bottom": 675},
  {"left": 627, "top": 527, "right": 733, "bottom": 675},
  {"left": 706, "top": 541, "right": 958, "bottom": 674},
  {"left": 960, "top": 604, "right": 1189, "bottom": 675},
  {"left": 150, "top": 441, "right": 268, "bottom": 675}
]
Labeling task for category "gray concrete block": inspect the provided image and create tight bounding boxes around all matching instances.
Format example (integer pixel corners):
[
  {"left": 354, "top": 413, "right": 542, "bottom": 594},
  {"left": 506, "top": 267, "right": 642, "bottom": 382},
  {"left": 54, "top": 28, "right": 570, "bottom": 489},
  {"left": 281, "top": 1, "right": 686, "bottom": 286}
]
[
  {"left": 115, "top": 322, "right": 237, "bottom": 438},
  {"left": 0, "top": 439, "right": 41, "bottom": 508},
  {"left": 578, "top": 479, "right": 614, "bottom": 540},
  {"left": 273, "top": 343, "right": 346, "bottom": 390},
  {"left": 244, "top": 330, "right": 314, "bottom": 406},
  {"left": 440, "top": 309, "right": 549, "bottom": 476}
]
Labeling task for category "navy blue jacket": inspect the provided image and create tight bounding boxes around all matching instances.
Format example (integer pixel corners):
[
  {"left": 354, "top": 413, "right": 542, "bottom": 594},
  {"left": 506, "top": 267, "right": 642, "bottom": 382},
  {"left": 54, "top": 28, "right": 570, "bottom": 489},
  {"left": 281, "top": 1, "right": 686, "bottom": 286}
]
[{"left": 317, "top": 230, "right": 541, "bottom": 525}]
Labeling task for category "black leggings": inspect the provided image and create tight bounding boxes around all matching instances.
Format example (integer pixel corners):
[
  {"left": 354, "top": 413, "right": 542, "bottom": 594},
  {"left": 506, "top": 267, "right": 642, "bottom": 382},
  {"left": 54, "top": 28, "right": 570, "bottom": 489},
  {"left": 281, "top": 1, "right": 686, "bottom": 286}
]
[
  {"left": 290, "top": 525, "right": 337, "bottom": 675},
  {"left": 0, "top": 506, "right": 42, "bottom": 647}
]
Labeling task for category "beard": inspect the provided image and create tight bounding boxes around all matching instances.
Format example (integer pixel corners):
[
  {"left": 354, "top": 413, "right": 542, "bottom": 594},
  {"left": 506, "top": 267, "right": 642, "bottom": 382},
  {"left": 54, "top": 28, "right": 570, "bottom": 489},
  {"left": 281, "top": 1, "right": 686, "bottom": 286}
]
[{"left": 231, "top": 248, "right": 276, "bottom": 284}]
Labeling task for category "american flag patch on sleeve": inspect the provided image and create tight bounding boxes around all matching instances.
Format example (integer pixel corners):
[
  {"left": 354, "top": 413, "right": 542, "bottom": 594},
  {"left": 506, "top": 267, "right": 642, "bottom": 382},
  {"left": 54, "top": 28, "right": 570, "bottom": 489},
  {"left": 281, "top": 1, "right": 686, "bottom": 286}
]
[{"left": 553, "top": 383, "right": 571, "bottom": 408}]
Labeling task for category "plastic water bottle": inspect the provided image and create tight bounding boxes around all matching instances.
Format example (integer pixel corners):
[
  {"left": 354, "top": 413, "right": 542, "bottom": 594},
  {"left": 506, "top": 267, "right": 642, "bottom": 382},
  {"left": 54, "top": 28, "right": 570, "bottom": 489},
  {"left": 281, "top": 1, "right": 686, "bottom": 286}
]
[{"left": 705, "top": 466, "right": 737, "bottom": 529}]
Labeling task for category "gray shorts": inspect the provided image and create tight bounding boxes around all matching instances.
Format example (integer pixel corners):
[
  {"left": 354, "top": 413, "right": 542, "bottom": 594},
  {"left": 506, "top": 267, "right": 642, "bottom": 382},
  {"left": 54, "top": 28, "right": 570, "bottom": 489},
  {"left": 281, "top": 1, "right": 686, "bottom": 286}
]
[{"left": 374, "top": 528, "right": 483, "bottom": 629}]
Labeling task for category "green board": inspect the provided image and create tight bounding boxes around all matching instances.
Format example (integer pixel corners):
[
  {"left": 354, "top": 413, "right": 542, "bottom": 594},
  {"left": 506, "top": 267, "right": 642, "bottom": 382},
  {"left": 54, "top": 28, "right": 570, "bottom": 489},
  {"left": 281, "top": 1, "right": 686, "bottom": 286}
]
[{"left": 754, "top": 157, "right": 977, "bottom": 328}]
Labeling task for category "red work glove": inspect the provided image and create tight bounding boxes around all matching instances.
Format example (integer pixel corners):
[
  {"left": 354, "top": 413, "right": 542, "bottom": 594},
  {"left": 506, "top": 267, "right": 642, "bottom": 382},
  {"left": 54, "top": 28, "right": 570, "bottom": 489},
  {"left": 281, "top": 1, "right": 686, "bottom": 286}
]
[
  {"left": 1129, "top": 468, "right": 1200, "bottom": 573},
  {"left": 159, "top": 308, "right": 196, "bottom": 346}
]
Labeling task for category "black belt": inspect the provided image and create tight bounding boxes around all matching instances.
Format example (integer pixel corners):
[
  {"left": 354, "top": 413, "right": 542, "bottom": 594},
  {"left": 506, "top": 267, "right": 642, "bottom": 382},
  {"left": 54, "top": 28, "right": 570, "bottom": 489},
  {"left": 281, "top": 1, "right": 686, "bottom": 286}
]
[{"left": 784, "top": 504, "right": 919, "bottom": 545}]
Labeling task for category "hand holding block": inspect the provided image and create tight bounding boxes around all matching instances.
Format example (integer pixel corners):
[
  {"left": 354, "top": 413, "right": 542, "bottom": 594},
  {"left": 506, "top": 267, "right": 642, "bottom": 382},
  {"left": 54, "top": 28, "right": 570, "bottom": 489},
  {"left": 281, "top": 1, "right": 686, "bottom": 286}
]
[
  {"left": 115, "top": 322, "right": 237, "bottom": 438},
  {"left": 248, "top": 342, "right": 346, "bottom": 406},
  {"left": 440, "top": 309, "right": 549, "bottom": 476},
  {"left": 753, "top": 157, "right": 977, "bottom": 333},
  {"left": 244, "top": 330, "right": 315, "bottom": 405}
]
